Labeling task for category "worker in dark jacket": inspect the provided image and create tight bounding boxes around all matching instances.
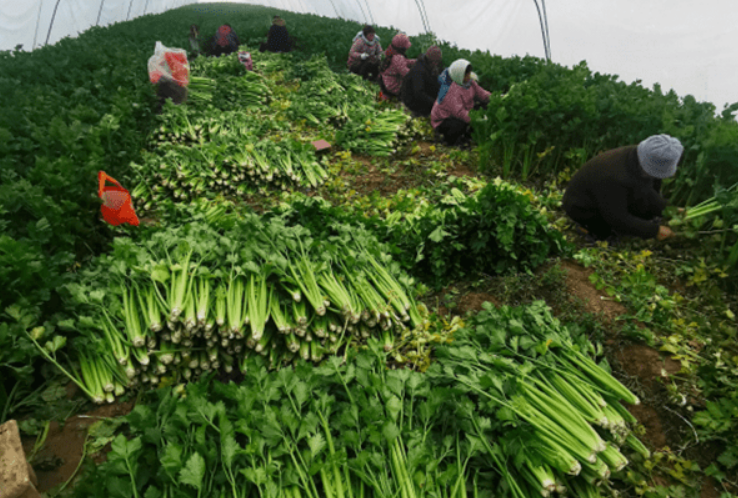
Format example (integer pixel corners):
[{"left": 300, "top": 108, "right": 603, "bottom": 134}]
[
  {"left": 400, "top": 45, "right": 443, "bottom": 117},
  {"left": 260, "top": 16, "right": 293, "bottom": 53},
  {"left": 562, "top": 134, "right": 684, "bottom": 241}
]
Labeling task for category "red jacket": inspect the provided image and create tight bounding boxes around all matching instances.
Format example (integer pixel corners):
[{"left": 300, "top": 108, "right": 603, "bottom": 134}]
[
  {"left": 347, "top": 37, "right": 382, "bottom": 68},
  {"left": 380, "top": 54, "right": 415, "bottom": 95}
]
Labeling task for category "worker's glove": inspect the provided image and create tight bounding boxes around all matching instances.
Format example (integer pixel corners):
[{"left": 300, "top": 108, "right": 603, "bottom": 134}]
[
  {"left": 361, "top": 53, "right": 369, "bottom": 60},
  {"left": 657, "top": 225, "right": 674, "bottom": 241}
]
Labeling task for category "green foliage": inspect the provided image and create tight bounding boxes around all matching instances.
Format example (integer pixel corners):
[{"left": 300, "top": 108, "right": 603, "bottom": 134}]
[
  {"left": 0, "top": 306, "right": 40, "bottom": 421},
  {"left": 71, "top": 302, "right": 643, "bottom": 498},
  {"left": 0, "top": 16, "right": 165, "bottom": 412},
  {"left": 278, "top": 179, "right": 568, "bottom": 288},
  {"left": 469, "top": 60, "right": 738, "bottom": 208},
  {"left": 379, "top": 180, "right": 568, "bottom": 286}
]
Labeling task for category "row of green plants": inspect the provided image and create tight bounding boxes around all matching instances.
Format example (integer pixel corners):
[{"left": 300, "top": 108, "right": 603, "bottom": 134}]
[
  {"left": 132, "top": 51, "right": 415, "bottom": 217},
  {"left": 468, "top": 59, "right": 738, "bottom": 209},
  {"left": 70, "top": 303, "right": 647, "bottom": 498},
  {"left": 0, "top": 19, "right": 165, "bottom": 424},
  {"left": 35, "top": 168, "right": 569, "bottom": 407}
]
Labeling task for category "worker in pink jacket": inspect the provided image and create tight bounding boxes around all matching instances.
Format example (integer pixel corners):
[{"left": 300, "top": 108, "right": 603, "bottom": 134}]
[
  {"left": 431, "top": 59, "right": 491, "bottom": 146},
  {"left": 379, "top": 33, "right": 415, "bottom": 98},
  {"left": 347, "top": 25, "right": 383, "bottom": 81}
]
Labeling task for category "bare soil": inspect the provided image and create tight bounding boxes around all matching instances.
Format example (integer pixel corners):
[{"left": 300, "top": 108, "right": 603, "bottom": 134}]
[
  {"left": 701, "top": 477, "right": 721, "bottom": 498},
  {"left": 340, "top": 155, "right": 421, "bottom": 198},
  {"left": 21, "top": 398, "right": 135, "bottom": 493},
  {"left": 615, "top": 344, "right": 682, "bottom": 390},
  {"left": 558, "top": 260, "right": 627, "bottom": 323},
  {"left": 455, "top": 292, "right": 500, "bottom": 315}
]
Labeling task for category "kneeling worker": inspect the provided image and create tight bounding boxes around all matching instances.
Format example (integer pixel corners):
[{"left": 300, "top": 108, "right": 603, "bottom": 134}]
[{"left": 562, "top": 134, "right": 683, "bottom": 241}]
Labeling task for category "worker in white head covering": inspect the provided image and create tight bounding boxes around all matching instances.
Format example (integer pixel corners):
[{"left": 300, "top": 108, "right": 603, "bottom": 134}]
[{"left": 430, "top": 59, "right": 491, "bottom": 146}]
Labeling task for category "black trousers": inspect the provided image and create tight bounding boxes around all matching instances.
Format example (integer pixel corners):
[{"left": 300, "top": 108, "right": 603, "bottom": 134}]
[
  {"left": 350, "top": 60, "right": 380, "bottom": 82},
  {"left": 402, "top": 96, "right": 433, "bottom": 117},
  {"left": 564, "top": 207, "right": 615, "bottom": 240},
  {"left": 259, "top": 40, "right": 293, "bottom": 53},
  {"left": 565, "top": 205, "right": 660, "bottom": 241},
  {"left": 436, "top": 118, "right": 470, "bottom": 145}
]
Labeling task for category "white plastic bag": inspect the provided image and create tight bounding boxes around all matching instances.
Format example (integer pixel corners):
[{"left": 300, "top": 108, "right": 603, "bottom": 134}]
[{"left": 148, "top": 41, "right": 190, "bottom": 87}]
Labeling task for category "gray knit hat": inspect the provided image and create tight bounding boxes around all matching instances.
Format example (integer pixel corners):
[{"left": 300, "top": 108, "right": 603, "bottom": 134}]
[{"left": 636, "top": 134, "right": 683, "bottom": 179}]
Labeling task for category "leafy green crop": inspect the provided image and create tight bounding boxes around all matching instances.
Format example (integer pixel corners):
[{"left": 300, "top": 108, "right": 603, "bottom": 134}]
[
  {"left": 71, "top": 302, "right": 645, "bottom": 498},
  {"left": 470, "top": 60, "right": 738, "bottom": 208},
  {"left": 37, "top": 212, "right": 427, "bottom": 404},
  {"left": 277, "top": 179, "right": 568, "bottom": 288}
]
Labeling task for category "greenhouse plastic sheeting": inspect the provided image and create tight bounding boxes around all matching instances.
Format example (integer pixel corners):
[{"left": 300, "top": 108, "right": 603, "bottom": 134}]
[
  {"left": 209, "top": 0, "right": 736, "bottom": 111},
  {"left": 1, "top": 0, "right": 736, "bottom": 110},
  {"left": 0, "top": 0, "right": 195, "bottom": 51}
]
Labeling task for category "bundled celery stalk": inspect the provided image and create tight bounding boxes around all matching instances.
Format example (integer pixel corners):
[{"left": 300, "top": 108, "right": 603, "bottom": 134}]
[
  {"left": 187, "top": 75, "right": 216, "bottom": 104},
  {"left": 335, "top": 107, "right": 412, "bottom": 157},
  {"left": 58, "top": 214, "right": 426, "bottom": 403},
  {"left": 434, "top": 301, "right": 647, "bottom": 497},
  {"left": 131, "top": 130, "right": 329, "bottom": 216}
]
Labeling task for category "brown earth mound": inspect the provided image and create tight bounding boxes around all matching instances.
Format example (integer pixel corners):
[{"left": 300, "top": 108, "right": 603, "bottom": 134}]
[{"left": 559, "top": 260, "right": 627, "bottom": 323}]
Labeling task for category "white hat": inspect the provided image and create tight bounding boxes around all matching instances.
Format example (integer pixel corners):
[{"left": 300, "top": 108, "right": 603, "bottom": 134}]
[{"left": 636, "top": 134, "right": 683, "bottom": 179}]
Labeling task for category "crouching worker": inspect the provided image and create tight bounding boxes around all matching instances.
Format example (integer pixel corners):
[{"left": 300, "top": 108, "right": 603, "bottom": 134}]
[
  {"left": 379, "top": 33, "right": 415, "bottom": 99},
  {"left": 400, "top": 45, "right": 443, "bottom": 117},
  {"left": 259, "top": 16, "right": 293, "bottom": 53},
  {"left": 209, "top": 24, "right": 240, "bottom": 57},
  {"left": 430, "top": 59, "right": 490, "bottom": 146},
  {"left": 562, "top": 134, "right": 684, "bottom": 242},
  {"left": 348, "top": 25, "right": 382, "bottom": 81}
]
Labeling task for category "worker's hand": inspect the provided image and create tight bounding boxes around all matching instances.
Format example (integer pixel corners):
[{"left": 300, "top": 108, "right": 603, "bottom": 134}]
[
  {"left": 361, "top": 53, "right": 369, "bottom": 60},
  {"left": 657, "top": 225, "right": 675, "bottom": 241}
]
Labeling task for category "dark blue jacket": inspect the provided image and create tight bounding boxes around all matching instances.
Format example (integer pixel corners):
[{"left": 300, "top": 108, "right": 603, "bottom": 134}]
[{"left": 267, "top": 25, "right": 291, "bottom": 52}]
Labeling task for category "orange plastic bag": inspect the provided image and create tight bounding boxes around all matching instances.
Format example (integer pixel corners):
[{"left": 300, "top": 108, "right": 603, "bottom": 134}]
[{"left": 98, "top": 171, "right": 139, "bottom": 227}]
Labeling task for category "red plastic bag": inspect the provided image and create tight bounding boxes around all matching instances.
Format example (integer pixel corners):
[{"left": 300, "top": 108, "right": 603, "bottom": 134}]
[
  {"left": 165, "top": 51, "right": 189, "bottom": 84},
  {"left": 98, "top": 171, "right": 139, "bottom": 227}
]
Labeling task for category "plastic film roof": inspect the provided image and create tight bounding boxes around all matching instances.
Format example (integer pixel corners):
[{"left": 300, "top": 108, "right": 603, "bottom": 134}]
[{"left": 1, "top": 0, "right": 736, "bottom": 110}]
